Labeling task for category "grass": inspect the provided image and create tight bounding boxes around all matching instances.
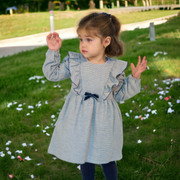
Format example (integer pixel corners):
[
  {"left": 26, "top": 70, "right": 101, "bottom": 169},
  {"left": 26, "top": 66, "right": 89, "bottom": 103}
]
[
  {"left": 0, "top": 9, "right": 180, "bottom": 40},
  {"left": 0, "top": 15, "right": 180, "bottom": 179}
]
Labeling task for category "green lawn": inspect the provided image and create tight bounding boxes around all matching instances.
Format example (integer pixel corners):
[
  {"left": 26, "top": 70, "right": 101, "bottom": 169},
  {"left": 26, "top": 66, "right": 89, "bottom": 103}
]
[
  {"left": 0, "top": 15, "right": 180, "bottom": 179},
  {"left": 0, "top": 9, "right": 179, "bottom": 40}
]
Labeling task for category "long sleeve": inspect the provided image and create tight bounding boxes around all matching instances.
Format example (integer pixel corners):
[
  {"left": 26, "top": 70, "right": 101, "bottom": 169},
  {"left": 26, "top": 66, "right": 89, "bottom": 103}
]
[
  {"left": 114, "top": 74, "right": 141, "bottom": 102},
  {"left": 42, "top": 49, "right": 70, "bottom": 82}
]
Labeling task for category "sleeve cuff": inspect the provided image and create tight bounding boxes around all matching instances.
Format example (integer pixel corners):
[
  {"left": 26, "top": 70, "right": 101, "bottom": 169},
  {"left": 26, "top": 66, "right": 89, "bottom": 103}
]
[
  {"left": 47, "top": 49, "right": 59, "bottom": 55},
  {"left": 46, "top": 49, "right": 60, "bottom": 63},
  {"left": 130, "top": 74, "right": 141, "bottom": 81}
]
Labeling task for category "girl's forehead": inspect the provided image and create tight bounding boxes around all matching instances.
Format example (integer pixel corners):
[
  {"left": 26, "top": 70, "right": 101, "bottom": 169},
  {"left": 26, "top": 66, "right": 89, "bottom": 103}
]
[{"left": 77, "top": 28, "right": 98, "bottom": 37}]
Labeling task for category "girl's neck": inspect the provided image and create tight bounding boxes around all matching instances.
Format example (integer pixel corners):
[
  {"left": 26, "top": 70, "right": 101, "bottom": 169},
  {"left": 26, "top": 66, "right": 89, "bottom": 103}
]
[{"left": 87, "top": 55, "right": 107, "bottom": 64}]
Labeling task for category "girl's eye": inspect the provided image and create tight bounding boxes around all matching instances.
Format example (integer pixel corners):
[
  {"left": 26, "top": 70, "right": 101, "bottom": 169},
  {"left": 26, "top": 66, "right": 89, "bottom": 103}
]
[
  {"left": 79, "top": 39, "right": 83, "bottom": 42},
  {"left": 87, "top": 38, "right": 92, "bottom": 42}
]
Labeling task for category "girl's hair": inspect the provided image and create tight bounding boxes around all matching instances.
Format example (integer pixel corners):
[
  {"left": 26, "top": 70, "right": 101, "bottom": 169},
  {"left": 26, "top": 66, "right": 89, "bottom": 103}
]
[{"left": 77, "top": 12, "right": 124, "bottom": 57}]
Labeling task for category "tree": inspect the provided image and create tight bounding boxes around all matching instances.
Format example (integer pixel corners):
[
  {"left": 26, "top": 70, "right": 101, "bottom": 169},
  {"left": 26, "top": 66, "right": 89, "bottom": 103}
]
[
  {"left": 0, "top": 0, "right": 49, "bottom": 14},
  {"left": 76, "top": 0, "right": 99, "bottom": 9},
  {"left": 0, "top": 0, "right": 101, "bottom": 14}
]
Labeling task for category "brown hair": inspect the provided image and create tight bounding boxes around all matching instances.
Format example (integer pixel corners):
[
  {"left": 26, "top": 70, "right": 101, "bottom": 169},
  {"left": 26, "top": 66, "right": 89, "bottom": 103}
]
[{"left": 77, "top": 12, "right": 124, "bottom": 57}]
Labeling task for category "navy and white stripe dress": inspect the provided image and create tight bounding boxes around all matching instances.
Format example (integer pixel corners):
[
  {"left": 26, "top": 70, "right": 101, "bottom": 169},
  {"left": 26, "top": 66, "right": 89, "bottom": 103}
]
[{"left": 43, "top": 49, "right": 141, "bottom": 164}]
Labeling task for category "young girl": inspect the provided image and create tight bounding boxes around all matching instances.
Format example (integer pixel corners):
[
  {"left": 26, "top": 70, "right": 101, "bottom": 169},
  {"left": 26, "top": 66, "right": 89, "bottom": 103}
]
[{"left": 43, "top": 12, "right": 147, "bottom": 180}]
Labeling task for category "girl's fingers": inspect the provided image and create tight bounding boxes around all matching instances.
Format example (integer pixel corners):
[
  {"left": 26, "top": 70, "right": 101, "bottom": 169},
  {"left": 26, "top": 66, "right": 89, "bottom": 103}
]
[
  {"left": 142, "top": 58, "right": 147, "bottom": 68},
  {"left": 51, "top": 32, "right": 61, "bottom": 42},
  {"left": 137, "top": 56, "right": 142, "bottom": 66},
  {"left": 46, "top": 33, "right": 53, "bottom": 42},
  {"left": 140, "top": 57, "right": 146, "bottom": 67},
  {"left": 142, "top": 56, "right": 146, "bottom": 64},
  {"left": 131, "top": 63, "right": 135, "bottom": 70},
  {"left": 47, "top": 32, "right": 59, "bottom": 40},
  {"left": 47, "top": 33, "right": 53, "bottom": 38},
  {"left": 46, "top": 33, "right": 61, "bottom": 45},
  {"left": 57, "top": 37, "right": 62, "bottom": 43},
  {"left": 144, "top": 59, "right": 147, "bottom": 66},
  {"left": 52, "top": 32, "right": 59, "bottom": 39},
  {"left": 52, "top": 32, "right": 58, "bottom": 36},
  {"left": 142, "top": 60, "right": 147, "bottom": 72}
]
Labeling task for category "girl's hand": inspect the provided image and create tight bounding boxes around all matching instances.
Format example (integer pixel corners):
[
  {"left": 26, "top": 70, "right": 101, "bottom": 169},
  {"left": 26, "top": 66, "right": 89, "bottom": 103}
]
[
  {"left": 46, "top": 32, "right": 62, "bottom": 51},
  {"left": 131, "top": 56, "right": 147, "bottom": 79}
]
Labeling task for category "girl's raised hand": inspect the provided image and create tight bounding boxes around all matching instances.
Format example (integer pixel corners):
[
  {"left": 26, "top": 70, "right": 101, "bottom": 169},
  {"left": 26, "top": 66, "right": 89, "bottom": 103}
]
[
  {"left": 46, "top": 32, "right": 62, "bottom": 51},
  {"left": 131, "top": 56, "right": 147, "bottom": 79}
]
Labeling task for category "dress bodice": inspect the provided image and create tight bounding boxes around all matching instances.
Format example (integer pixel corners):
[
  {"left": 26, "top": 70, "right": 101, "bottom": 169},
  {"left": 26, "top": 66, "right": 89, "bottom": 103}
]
[{"left": 81, "top": 60, "right": 110, "bottom": 97}]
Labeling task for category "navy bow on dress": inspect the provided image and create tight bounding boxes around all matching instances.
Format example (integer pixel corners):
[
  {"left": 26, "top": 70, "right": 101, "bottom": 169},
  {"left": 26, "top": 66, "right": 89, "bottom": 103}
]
[{"left": 84, "top": 92, "right": 99, "bottom": 101}]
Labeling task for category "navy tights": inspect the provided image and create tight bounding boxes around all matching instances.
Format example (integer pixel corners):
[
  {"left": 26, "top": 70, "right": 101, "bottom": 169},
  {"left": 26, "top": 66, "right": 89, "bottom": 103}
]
[{"left": 80, "top": 161, "right": 118, "bottom": 180}]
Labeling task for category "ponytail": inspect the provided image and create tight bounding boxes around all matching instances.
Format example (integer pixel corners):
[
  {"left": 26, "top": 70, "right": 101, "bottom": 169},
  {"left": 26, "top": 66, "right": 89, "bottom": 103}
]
[{"left": 105, "top": 15, "right": 124, "bottom": 57}]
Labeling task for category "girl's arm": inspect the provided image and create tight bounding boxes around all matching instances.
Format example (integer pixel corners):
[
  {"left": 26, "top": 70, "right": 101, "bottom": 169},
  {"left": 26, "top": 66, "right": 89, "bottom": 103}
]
[
  {"left": 42, "top": 32, "right": 70, "bottom": 82},
  {"left": 42, "top": 50, "right": 70, "bottom": 82},
  {"left": 114, "top": 56, "right": 147, "bottom": 101},
  {"left": 114, "top": 74, "right": 141, "bottom": 102}
]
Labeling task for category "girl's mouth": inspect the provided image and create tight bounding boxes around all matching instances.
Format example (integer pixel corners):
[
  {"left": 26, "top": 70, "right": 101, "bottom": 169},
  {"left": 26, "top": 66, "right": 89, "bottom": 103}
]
[{"left": 82, "top": 50, "right": 88, "bottom": 53}]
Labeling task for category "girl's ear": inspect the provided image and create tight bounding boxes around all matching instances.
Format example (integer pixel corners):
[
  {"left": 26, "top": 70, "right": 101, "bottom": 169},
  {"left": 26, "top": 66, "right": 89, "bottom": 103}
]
[{"left": 103, "top": 36, "right": 111, "bottom": 48}]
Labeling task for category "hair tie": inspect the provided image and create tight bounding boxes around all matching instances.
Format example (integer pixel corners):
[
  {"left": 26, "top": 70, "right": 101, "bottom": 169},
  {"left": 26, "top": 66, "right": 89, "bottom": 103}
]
[{"left": 101, "top": 12, "right": 111, "bottom": 18}]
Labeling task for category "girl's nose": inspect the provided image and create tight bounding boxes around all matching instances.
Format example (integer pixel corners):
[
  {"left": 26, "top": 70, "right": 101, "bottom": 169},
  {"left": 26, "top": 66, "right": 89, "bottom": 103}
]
[{"left": 81, "top": 41, "right": 86, "bottom": 47}]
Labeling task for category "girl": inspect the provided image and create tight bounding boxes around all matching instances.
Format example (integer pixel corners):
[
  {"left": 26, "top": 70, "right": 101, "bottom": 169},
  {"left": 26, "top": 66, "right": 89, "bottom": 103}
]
[{"left": 43, "top": 12, "right": 147, "bottom": 180}]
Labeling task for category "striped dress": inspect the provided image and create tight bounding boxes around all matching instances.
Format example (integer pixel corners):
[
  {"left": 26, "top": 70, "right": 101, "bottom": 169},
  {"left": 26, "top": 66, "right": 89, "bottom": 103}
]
[{"left": 43, "top": 49, "right": 141, "bottom": 164}]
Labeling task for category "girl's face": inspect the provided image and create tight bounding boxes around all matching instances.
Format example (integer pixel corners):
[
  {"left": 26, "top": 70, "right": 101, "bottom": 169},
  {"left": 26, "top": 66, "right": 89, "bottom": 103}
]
[{"left": 78, "top": 29, "right": 107, "bottom": 63}]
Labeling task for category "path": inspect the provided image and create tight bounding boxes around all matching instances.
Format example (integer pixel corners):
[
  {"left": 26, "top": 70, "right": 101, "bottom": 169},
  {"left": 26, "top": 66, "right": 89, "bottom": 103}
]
[{"left": 0, "top": 14, "right": 177, "bottom": 58}]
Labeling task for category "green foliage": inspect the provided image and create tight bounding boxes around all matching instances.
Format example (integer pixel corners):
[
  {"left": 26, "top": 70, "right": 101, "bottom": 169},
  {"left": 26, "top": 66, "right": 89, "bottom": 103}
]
[{"left": 0, "top": 15, "right": 180, "bottom": 179}]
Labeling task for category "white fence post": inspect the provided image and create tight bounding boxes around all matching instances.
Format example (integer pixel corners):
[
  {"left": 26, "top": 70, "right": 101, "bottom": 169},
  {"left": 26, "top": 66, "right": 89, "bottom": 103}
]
[
  {"left": 100, "top": 0, "right": 103, "bottom": 9},
  {"left": 149, "top": 22, "right": 156, "bottom": 41}
]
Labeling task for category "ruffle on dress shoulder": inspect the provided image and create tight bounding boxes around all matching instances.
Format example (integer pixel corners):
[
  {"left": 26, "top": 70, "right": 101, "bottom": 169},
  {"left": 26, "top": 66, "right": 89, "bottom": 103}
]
[
  {"left": 102, "top": 59, "right": 128, "bottom": 100},
  {"left": 68, "top": 51, "right": 85, "bottom": 95}
]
